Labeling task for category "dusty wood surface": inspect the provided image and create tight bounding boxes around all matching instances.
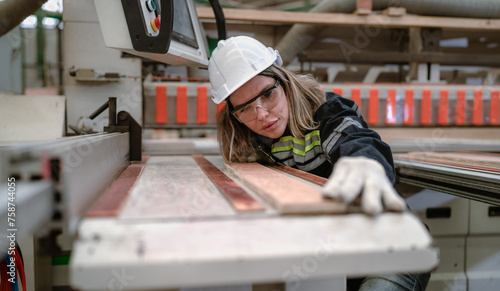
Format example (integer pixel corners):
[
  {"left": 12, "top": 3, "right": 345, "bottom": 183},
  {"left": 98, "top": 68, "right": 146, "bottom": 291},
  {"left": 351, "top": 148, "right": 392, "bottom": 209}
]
[
  {"left": 197, "top": 7, "right": 500, "bottom": 31},
  {"left": 87, "top": 157, "right": 149, "bottom": 217},
  {"left": 193, "top": 155, "right": 265, "bottom": 212},
  {"left": 120, "top": 156, "right": 236, "bottom": 220},
  {"left": 226, "top": 162, "right": 346, "bottom": 215},
  {"left": 72, "top": 213, "right": 437, "bottom": 289}
]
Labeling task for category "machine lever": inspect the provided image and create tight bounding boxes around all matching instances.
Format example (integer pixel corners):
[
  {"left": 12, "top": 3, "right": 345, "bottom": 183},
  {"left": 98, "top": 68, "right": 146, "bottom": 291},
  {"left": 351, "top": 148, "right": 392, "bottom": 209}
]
[
  {"left": 89, "top": 97, "right": 117, "bottom": 127},
  {"left": 89, "top": 97, "right": 142, "bottom": 161}
]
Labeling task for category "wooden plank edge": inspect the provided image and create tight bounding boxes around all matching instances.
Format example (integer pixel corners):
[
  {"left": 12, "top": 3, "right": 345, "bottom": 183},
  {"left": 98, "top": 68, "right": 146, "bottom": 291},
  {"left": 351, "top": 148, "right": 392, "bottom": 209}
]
[
  {"left": 394, "top": 154, "right": 500, "bottom": 174},
  {"left": 408, "top": 152, "right": 500, "bottom": 169},
  {"left": 268, "top": 165, "right": 366, "bottom": 214},
  {"left": 270, "top": 164, "right": 411, "bottom": 214},
  {"left": 87, "top": 156, "right": 149, "bottom": 217},
  {"left": 192, "top": 155, "right": 265, "bottom": 212},
  {"left": 197, "top": 7, "right": 500, "bottom": 31},
  {"left": 225, "top": 163, "right": 289, "bottom": 214},
  {"left": 268, "top": 164, "right": 328, "bottom": 186}
]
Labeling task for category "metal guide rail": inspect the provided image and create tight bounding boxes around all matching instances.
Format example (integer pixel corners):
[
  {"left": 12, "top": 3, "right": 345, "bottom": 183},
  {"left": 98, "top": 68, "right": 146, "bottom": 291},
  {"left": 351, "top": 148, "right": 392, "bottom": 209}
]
[
  {"left": 0, "top": 133, "right": 130, "bottom": 240},
  {"left": 70, "top": 155, "right": 439, "bottom": 291},
  {"left": 394, "top": 152, "right": 500, "bottom": 206}
]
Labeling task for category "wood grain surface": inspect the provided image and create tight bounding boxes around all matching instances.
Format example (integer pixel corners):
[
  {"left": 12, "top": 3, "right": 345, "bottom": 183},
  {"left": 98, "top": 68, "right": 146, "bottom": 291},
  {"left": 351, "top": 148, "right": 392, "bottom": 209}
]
[
  {"left": 406, "top": 151, "right": 500, "bottom": 172},
  {"left": 226, "top": 162, "right": 346, "bottom": 215},
  {"left": 87, "top": 157, "right": 149, "bottom": 217},
  {"left": 193, "top": 155, "right": 265, "bottom": 212},
  {"left": 269, "top": 164, "right": 328, "bottom": 186},
  {"left": 120, "top": 156, "right": 236, "bottom": 220}
]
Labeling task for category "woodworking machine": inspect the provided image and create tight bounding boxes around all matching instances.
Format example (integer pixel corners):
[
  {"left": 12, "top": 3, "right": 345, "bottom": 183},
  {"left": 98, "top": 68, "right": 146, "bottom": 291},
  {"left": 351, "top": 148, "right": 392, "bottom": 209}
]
[
  {"left": 0, "top": 13, "right": 439, "bottom": 288},
  {"left": 0, "top": 140, "right": 439, "bottom": 291},
  {"left": 3, "top": 0, "right": 500, "bottom": 290},
  {"left": 0, "top": 119, "right": 440, "bottom": 291}
]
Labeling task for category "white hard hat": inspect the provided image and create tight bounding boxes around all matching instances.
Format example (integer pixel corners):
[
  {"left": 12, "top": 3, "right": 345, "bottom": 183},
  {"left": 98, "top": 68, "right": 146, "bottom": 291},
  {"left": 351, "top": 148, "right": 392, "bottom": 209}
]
[{"left": 208, "top": 36, "right": 283, "bottom": 104}]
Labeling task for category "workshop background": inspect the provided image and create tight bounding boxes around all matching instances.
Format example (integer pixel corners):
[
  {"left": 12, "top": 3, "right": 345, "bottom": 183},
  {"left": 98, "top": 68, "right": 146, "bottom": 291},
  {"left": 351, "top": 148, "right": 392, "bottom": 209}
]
[{"left": 1, "top": 0, "right": 500, "bottom": 290}]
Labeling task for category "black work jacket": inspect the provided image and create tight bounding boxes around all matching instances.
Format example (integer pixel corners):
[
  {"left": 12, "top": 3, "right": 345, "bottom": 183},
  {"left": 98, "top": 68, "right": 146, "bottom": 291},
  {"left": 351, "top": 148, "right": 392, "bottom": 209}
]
[{"left": 252, "top": 92, "right": 396, "bottom": 183}]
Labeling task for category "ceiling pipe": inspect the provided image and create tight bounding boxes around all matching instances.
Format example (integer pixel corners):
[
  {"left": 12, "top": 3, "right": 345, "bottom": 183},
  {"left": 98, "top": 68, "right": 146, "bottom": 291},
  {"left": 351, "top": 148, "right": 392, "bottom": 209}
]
[{"left": 0, "top": 0, "right": 47, "bottom": 37}]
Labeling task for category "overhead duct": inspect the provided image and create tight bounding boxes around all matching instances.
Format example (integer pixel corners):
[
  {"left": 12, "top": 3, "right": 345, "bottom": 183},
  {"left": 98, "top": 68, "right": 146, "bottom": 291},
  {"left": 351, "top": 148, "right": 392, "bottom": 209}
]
[
  {"left": 0, "top": 0, "right": 46, "bottom": 37},
  {"left": 276, "top": 0, "right": 500, "bottom": 65}
]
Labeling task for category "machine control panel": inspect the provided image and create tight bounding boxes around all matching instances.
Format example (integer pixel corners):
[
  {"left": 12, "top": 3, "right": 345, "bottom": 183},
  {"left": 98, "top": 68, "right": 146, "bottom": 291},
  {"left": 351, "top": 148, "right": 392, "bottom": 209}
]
[
  {"left": 120, "top": 0, "right": 173, "bottom": 53},
  {"left": 95, "top": 0, "right": 209, "bottom": 66},
  {"left": 140, "top": 0, "right": 160, "bottom": 36}
]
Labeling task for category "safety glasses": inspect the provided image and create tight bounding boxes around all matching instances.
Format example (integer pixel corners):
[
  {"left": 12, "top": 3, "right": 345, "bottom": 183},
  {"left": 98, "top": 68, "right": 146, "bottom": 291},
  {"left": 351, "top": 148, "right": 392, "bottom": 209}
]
[{"left": 230, "top": 79, "right": 281, "bottom": 123}]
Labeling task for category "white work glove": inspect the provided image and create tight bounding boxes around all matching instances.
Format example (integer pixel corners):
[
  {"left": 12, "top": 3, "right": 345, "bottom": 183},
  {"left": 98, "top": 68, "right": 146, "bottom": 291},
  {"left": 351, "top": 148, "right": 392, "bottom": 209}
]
[{"left": 322, "top": 156, "right": 407, "bottom": 215}]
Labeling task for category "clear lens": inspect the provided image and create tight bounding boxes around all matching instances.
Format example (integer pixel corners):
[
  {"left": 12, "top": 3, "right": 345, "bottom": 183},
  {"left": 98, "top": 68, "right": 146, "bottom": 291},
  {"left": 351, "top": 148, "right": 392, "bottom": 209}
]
[{"left": 234, "top": 80, "right": 281, "bottom": 123}]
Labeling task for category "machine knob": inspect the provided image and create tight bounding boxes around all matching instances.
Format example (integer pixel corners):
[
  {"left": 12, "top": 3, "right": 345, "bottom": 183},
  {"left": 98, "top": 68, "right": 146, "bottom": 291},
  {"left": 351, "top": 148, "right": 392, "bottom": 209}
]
[{"left": 150, "top": 15, "right": 161, "bottom": 32}]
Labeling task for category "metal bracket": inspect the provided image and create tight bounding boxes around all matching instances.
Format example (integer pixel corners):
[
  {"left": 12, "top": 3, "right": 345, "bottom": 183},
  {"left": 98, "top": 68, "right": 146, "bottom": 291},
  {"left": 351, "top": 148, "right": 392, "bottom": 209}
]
[
  {"left": 89, "top": 97, "right": 142, "bottom": 161},
  {"left": 421, "top": 28, "right": 442, "bottom": 52}
]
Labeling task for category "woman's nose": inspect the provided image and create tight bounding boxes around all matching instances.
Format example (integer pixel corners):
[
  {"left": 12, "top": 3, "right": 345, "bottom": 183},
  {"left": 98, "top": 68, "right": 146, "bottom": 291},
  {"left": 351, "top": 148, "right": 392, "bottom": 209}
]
[{"left": 255, "top": 105, "right": 269, "bottom": 120}]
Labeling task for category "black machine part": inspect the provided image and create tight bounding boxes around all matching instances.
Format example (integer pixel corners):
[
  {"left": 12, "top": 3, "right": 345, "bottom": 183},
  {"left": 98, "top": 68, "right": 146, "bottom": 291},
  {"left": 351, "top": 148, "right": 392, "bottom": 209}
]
[{"left": 89, "top": 97, "right": 142, "bottom": 161}]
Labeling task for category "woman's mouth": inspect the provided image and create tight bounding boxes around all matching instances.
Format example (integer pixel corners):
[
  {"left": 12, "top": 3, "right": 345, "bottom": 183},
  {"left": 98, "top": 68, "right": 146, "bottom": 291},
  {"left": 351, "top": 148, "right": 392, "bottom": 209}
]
[{"left": 263, "top": 119, "right": 278, "bottom": 131}]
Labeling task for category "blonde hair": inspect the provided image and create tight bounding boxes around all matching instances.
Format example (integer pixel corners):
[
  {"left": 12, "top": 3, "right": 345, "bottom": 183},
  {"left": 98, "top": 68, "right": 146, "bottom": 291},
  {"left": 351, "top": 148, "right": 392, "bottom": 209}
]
[{"left": 217, "top": 65, "right": 325, "bottom": 162}]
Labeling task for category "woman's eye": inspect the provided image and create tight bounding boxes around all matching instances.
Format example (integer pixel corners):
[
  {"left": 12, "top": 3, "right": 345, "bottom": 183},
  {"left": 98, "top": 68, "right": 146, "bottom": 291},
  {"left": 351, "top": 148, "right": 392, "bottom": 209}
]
[
  {"left": 239, "top": 106, "right": 249, "bottom": 114},
  {"left": 262, "top": 90, "right": 273, "bottom": 99}
]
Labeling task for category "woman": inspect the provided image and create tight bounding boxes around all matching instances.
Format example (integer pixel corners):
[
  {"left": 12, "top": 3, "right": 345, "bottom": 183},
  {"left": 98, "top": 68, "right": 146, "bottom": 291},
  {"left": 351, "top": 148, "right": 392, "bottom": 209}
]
[{"left": 208, "top": 36, "right": 429, "bottom": 290}]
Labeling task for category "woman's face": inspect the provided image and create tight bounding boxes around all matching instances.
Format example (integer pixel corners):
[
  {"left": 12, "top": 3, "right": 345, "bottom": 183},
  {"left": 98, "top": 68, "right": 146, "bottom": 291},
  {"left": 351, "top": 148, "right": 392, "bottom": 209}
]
[{"left": 229, "top": 75, "right": 289, "bottom": 139}]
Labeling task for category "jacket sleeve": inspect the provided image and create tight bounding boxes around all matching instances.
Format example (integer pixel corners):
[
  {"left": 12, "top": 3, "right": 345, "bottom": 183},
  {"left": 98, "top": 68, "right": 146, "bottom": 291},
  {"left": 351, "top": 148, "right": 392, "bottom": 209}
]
[{"left": 317, "top": 92, "right": 396, "bottom": 184}]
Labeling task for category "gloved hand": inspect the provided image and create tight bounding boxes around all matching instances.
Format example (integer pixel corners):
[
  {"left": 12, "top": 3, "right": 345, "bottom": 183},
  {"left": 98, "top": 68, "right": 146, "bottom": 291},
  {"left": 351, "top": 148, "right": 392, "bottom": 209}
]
[{"left": 322, "top": 156, "right": 407, "bottom": 215}]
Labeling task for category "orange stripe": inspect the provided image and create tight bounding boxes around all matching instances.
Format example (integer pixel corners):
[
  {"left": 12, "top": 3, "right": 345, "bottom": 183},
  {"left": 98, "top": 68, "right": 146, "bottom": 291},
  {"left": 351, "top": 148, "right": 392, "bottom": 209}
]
[
  {"left": 87, "top": 157, "right": 149, "bottom": 217},
  {"left": 193, "top": 155, "right": 264, "bottom": 212},
  {"left": 351, "top": 88, "right": 361, "bottom": 109},
  {"left": 490, "top": 90, "right": 499, "bottom": 125},
  {"left": 438, "top": 90, "right": 449, "bottom": 125},
  {"left": 456, "top": 90, "right": 466, "bottom": 125},
  {"left": 197, "top": 86, "right": 208, "bottom": 124},
  {"left": 176, "top": 86, "right": 188, "bottom": 124},
  {"left": 404, "top": 89, "right": 414, "bottom": 125},
  {"left": 368, "top": 88, "right": 379, "bottom": 125},
  {"left": 385, "top": 89, "right": 397, "bottom": 125},
  {"left": 155, "top": 86, "right": 167, "bottom": 124},
  {"left": 216, "top": 102, "right": 226, "bottom": 121},
  {"left": 473, "top": 89, "right": 483, "bottom": 125},
  {"left": 333, "top": 88, "right": 343, "bottom": 96},
  {"left": 421, "top": 89, "right": 432, "bottom": 125}
]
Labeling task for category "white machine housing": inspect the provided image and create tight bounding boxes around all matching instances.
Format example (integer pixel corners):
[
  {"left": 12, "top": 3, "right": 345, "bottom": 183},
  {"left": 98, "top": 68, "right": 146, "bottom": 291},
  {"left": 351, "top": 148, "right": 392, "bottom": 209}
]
[{"left": 94, "top": 0, "right": 209, "bottom": 67}]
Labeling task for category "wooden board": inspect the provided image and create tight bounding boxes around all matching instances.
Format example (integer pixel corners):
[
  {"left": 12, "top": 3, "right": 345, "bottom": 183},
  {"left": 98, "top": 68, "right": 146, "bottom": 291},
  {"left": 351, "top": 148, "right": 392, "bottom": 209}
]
[
  {"left": 87, "top": 157, "right": 148, "bottom": 217},
  {"left": 406, "top": 152, "right": 500, "bottom": 171},
  {"left": 269, "top": 164, "right": 328, "bottom": 186},
  {"left": 225, "top": 163, "right": 346, "bottom": 215},
  {"left": 193, "top": 155, "right": 265, "bottom": 212},
  {"left": 197, "top": 7, "right": 500, "bottom": 31},
  {"left": 72, "top": 213, "right": 438, "bottom": 290},
  {"left": 119, "top": 156, "right": 236, "bottom": 220}
]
